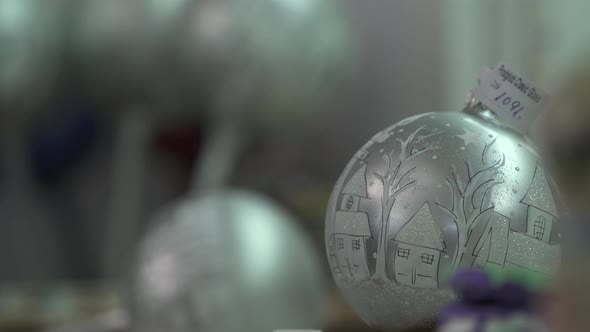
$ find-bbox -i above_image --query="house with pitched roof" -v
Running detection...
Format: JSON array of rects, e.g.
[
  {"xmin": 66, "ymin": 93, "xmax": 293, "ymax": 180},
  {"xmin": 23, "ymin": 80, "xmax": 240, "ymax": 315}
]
[
  {"xmin": 520, "ymin": 165, "xmax": 560, "ymax": 244},
  {"xmin": 392, "ymin": 202, "xmax": 444, "ymax": 288},
  {"xmin": 332, "ymin": 165, "xmax": 372, "ymax": 279},
  {"xmin": 504, "ymin": 164, "xmax": 561, "ymax": 274}
]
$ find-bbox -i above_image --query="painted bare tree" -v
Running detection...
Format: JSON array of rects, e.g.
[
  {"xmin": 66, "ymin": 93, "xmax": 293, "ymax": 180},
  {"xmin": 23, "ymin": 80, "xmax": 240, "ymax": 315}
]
[
  {"xmin": 436, "ymin": 137, "xmax": 505, "ymax": 269},
  {"xmin": 372, "ymin": 126, "xmax": 442, "ymax": 279}
]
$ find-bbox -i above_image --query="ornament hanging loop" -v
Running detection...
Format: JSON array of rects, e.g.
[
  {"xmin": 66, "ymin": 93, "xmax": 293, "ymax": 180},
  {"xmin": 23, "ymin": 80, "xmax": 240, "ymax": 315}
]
[{"xmin": 463, "ymin": 89, "xmax": 485, "ymax": 114}]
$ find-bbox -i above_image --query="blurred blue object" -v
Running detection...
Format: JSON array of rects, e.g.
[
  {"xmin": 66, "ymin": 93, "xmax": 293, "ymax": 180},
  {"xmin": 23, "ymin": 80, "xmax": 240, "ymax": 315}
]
[
  {"xmin": 30, "ymin": 100, "xmax": 97, "ymax": 182},
  {"xmin": 449, "ymin": 269, "xmax": 493, "ymax": 305}
]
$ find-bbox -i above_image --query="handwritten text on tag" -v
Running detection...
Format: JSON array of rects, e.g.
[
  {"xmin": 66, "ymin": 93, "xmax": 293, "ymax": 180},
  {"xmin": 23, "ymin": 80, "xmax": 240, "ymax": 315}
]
[{"xmin": 472, "ymin": 64, "xmax": 550, "ymax": 133}]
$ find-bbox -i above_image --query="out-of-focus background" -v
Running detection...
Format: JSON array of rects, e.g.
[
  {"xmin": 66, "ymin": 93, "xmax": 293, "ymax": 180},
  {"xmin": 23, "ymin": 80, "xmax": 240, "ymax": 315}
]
[{"xmin": 2, "ymin": 0, "xmax": 590, "ymax": 331}]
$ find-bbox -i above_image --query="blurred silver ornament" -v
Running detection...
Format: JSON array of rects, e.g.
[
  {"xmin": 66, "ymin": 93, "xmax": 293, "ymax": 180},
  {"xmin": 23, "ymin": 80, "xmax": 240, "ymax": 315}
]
[
  {"xmin": 178, "ymin": 0, "xmax": 353, "ymax": 124},
  {"xmin": 130, "ymin": 190, "xmax": 325, "ymax": 332},
  {"xmin": 325, "ymin": 109, "xmax": 561, "ymax": 330},
  {"xmin": 0, "ymin": 0, "xmax": 63, "ymax": 109},
  {"xmin": 73, "ymin": 0, "xmax": 152, "ymax": 99},
  {"xmin": 184, "ymin": 0, "xmax": 355, "ymax": 196},
  {"xmin": 72, "ymin": 0, "xmax": 194, "ymax": 280},
  {"xmin": 0, "ymin": 0, "xmax": 66, "ymax": 279},
  {"xmin": 72, "ymin": 0, "xmax": 189, "ymax": 104}
]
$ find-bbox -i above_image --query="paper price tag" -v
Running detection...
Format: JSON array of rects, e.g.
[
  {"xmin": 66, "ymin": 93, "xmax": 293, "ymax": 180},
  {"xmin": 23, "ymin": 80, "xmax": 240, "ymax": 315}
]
[{"xmin": 472, "ymin": 64, "xmax": 551, "ymax": 133}]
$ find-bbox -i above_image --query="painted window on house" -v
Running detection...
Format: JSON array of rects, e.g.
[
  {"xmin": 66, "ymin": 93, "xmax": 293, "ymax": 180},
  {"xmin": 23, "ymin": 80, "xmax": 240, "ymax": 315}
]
[
  {"xmin": 352, "ymin": 239, "xmax": 361, "ymax": 251},
  {"xmin": 534, "ymin": 215, "xmax": 546, "ymax": 240},
  {"xmin": 345, "ymin": 196, "xmax": 354, "ymax": 211},
  {"xmin": 397, "ymin": 247, "xmax": 410, "ymax": 259},
  {"xmin": 421, "ymin": 253, "xmax": 435, "ymax": 265}
]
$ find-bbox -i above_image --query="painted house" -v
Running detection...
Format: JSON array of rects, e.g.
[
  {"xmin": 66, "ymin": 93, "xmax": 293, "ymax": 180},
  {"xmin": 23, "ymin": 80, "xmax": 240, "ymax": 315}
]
[
  {"xmin": 520, "ymin": 165, "xmax": 560, "ymax": 244},
  {"xmin": 332, "ymin": 165, "xmax": 372, "ymax": 280},
  {"xmin": 501, "ymin": 164, "xmax": 561, "ymax": 274},
  {"xmin": 392, "ymin": 202, "xmax": 444, "ymax": 288},
  {"xmin": 464, "ymin": 165, "xmax": 561, "ymax": 275}
]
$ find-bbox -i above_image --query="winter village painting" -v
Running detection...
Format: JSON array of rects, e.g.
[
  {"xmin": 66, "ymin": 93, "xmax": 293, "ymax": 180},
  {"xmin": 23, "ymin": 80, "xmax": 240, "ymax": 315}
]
[{"xmin": 327, "ymin": 113, "xmax": 560, "ymax": 289}]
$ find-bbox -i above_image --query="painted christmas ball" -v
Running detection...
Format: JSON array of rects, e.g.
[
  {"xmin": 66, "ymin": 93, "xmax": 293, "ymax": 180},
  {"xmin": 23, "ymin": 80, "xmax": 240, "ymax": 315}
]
[
  {"xmin": 325, "ymin": 110, "xmax": 561, "ymax": 330},
  {"xmin": 130, "ymin": 190, "xmax": 325, "ymax": 332}
]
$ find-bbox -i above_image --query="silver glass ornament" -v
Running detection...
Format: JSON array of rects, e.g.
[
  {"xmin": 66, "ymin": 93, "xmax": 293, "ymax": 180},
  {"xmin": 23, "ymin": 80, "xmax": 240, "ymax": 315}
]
[
  {"xmin": 325, "ymin": 109, "xmax": 561, "ymax": 330},
  {"xmin": 130, "ymin": 190, "xmax": 325, "ymax": 332},
  {"xmin": 178, "ymin": 0, "xmax": 353, "ymax": 124},
  {"xmin": 72, "ymin": 0, "xmax": 191, "ymax": 105},
  {"xmin": 73, "ymin": 0, "xmax": 154, "ymax": 99},
  {"xmin": 183, "ymin": 0, "xmax": 354, "ymax": 195}
]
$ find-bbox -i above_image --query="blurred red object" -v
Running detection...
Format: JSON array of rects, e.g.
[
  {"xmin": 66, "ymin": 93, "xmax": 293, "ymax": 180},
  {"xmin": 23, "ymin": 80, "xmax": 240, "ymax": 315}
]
[{"xmin": 155, "ymin": 125, "xmax": 203, "ymax": 170}]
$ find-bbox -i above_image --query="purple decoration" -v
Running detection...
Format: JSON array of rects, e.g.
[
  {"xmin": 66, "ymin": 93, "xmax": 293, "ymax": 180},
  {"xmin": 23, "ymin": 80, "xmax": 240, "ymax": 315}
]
[
  {"xmin": 492, "ymin": 282, "xmax": 532, "ymax": 309},
  {"xmin": 451, "ymin": 269, "xmax": 494, "ymax": 304},
  {"xmin": 437, "ymin": 269, "xmax": 537, "ymax": 332}
]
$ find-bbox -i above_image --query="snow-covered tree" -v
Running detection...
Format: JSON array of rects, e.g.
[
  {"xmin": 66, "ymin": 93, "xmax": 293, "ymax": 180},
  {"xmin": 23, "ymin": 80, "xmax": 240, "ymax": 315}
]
[
  {"xmin": 372, "ymin": 126, "xmax": 442, "ymax": 278},
  {"xmin": 435, "ymin": 137, "xmax": 505, "ymax": 268}
]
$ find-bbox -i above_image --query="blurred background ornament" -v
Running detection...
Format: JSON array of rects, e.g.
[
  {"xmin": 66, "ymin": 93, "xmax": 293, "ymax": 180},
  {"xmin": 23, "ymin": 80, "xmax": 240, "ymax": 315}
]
[
  {"xmin": 183, "ymin": 0, "xmax": 354, "ymax": 193},
  {"xmin": 0, "ymin": 0, "xmax": 67, "ymax": 279},
  {"xmin": 183, "ymin": 0, "xmax": 354, "ymax": 199},
  {"xmin": 0, "ymin": 0, "xmax": 64, "ymax": 111},
  {"xmin": 71, "ymin": 0, "xmax": 189, "ymax": 106},
  {"xmin": 72, "ymin": 0, "xmax": 151, "ymax": 100},
  {"xmin": 71, "ymin": 0, "xmax": 193, "ymax": 280},
  {"xmin": 325, "ymin": 106, "xmax": 561, "ymax": 330},
  {"xmin": 129, "ymin": 190, "xmax": 325, "ymax": 332},
  {"xmin": 178, "ymin": 0, "xmax": 353, "ymax": 126},
  {"xmin": 124, "ymin": 3, "xmax": 353, "ymax": 330}
]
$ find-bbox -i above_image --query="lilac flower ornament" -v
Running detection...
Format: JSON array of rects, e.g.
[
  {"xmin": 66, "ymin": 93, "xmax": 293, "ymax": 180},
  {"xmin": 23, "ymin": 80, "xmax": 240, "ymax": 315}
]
[{"xmin": 437, "ymin": 270, "xmax": 548, "ymax": 332}]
